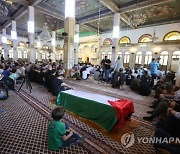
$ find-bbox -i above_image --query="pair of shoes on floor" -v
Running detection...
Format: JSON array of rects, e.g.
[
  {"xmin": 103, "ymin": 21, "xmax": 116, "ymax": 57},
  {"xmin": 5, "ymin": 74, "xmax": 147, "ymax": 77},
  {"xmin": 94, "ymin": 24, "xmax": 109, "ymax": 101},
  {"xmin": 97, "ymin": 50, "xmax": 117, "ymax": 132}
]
[
  {"xmin": 147, "ymin": 110, "xmax": 154, "ymax": 114},
  {"xmin": 143, "ymin": 116, "xmax": 154, "ymax": 122}
]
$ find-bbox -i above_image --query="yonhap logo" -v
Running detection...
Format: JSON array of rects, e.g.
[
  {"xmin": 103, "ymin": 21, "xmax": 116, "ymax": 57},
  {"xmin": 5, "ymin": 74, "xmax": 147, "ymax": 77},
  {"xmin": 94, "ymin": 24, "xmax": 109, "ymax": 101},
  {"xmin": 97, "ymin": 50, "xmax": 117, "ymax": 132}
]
[{"xmin": 121, "ymin": 132, "xmax": 135, "ymax": 148}]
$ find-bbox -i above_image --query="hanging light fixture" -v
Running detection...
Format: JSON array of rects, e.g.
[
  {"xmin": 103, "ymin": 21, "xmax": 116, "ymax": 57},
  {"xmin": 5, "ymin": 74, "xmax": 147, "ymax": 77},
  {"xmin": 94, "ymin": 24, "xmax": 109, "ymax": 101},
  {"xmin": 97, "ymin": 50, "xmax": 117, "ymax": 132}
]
[
  {"xmin": 0, "ymin": 3, "xmax": 8, "ymax": 16},
  {"xmin": 129, "ymin": 0, "xmax": 146, "ymax": 27},
  {"xmin": 39, "ymin": 23, "xmax": 52, "ymax": 42},
  {"xmin": 129, "ymin": 12, "xmax": 146, "ymax": 27}
]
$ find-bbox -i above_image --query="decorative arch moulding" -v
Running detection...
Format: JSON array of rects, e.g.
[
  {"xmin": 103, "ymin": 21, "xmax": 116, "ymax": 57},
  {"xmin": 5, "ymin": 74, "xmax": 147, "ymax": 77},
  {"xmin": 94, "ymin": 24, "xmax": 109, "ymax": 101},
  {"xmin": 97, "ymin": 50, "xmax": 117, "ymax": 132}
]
[
  {"xmin": 138, "ymin": 34, "xmax": 152, "ymax": 43},
  {"xmin": 103, "ymin": 38, "xmax": 113, "ymax": 46},
  {"xmin": 119, "ymin": 36, "xmax": 131, "ymax": 44},
  {"xmin": 18, "ymin": 41, "xmax": 27, "ymax": 47},
  {"xmin": 163, "ymin": 31, "xmax": 180, "ymax": 41}
]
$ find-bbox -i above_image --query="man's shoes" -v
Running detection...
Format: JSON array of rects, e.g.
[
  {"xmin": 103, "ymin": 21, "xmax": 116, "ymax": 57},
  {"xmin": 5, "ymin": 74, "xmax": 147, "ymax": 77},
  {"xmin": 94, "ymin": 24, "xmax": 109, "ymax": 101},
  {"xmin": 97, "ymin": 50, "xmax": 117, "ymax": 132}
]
[
  {"xmin": 149, "ymin": 105, "xmax": 156, "ymax": 108},
  {"xmin": 143, "ymin": 116, "xmax": 154, "ymax": 122},
  {"xmin": 147, "ymin": 110, "xmax": 154, "ymax": 114}
]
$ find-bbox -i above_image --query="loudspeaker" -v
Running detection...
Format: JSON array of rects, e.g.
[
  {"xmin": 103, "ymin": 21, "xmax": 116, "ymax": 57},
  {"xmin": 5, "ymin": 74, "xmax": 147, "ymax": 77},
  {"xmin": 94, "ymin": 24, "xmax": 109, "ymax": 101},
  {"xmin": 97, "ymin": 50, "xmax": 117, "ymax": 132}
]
[{"xmin": 62, "ymin": 32, "xmax": 68, "ymax": 37}]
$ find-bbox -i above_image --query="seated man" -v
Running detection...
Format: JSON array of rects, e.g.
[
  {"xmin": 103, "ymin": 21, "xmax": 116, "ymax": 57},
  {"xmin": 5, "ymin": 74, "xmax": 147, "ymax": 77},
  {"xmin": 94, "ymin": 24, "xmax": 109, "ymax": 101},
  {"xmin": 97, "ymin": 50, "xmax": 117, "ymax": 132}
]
[
  {"xmin": 154, "ymin": 109, "xmax": 180, "ymax": 154},
  {"xmin": 57, "ymin": 66, "xmax": 65, "ymax": 77},
  {"xmin": 154, "ymin": 128, "xmax": 180, "ymax": 154},
  {"xmin": 126, "ymin": 72, "xmax": 134, "ymax": 86},
  {"xmin": 1, "ymin": 75, "xmax": 14, "ymax": 90},
  {"xmin": 143, "ymin": 99, "xmax": 178, "ymax": 122},
  {"xmin": 138, "ymin": 76, "xmax": 151, "ymax": 96},
  {"xmin": 71, "ymin": 66, "xmax": 81, "ymax": 80},
  {"xmin": 130, "ymin": 75, "xmax": 141, "ymax": 91},
  {"xmin": 112, "ymin": 68, "xmax": 125, "ymax": 89},
  {"xmin": 82, "ymin": 68, "xmax": 90, "ymax": 80},
  {"xmin": 94, "ymin": 69, "xmax": 101, "ymax": 81},
  {"xmin": 50, "ymin": 76, "xmax": 71, "ymax": 96}
]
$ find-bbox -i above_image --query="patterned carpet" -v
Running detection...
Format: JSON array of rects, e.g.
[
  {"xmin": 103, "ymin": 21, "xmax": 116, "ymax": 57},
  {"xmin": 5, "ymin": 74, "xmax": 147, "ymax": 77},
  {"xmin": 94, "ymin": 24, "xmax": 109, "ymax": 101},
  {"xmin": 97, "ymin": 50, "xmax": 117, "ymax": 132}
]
[{"xmin": 0, "ymin": 80, "xmax": 156, "ymax": 154}]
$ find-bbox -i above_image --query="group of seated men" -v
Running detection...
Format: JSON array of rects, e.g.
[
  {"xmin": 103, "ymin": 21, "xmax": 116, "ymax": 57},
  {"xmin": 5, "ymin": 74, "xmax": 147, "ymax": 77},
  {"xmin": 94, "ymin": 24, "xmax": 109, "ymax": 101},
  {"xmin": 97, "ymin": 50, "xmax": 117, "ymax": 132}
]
[
  {"xmin": 142, "ymin": 76, "xmax": 180, "ymax": 153},
  {"xmin": 28, "ymin": 63, "xmax": 70, "ymax": 96},
  {"xmin": 70, "ymin": 62, "xmax": 169, "ymax": 97},
  {"xmin": 0, "ymin": 61, "xmax": 26, "ymax": 91}
]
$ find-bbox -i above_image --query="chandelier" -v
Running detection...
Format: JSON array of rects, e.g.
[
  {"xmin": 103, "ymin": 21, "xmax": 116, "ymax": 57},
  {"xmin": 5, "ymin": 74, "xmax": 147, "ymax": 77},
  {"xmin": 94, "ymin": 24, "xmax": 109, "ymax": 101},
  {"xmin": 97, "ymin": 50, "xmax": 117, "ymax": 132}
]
[
  {"xmin": 129, "ymin": 11, "xmax": 146, "ymax": 27},
  {"xmin": 0, "ymin": 3, "xmax": 8, "ymax": 16},
  {"xmin": 39, "ymin": 23, "xmax": 52, "ymax": 42}
]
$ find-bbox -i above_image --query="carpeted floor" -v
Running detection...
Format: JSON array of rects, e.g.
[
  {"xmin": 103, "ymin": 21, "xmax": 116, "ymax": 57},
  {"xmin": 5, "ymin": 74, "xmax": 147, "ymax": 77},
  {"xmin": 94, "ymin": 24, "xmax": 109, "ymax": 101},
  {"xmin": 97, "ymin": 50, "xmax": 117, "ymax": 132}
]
[{"xmin": 0, "ymin": 80, "xmax": 156, "ymax": 153}]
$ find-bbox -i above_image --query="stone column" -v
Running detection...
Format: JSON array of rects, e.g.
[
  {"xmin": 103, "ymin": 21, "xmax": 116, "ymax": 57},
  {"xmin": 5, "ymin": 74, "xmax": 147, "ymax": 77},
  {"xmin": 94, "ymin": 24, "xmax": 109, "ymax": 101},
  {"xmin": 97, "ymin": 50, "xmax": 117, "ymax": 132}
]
[
  {"xmin": 52, "ymin": 31, "xmax": 56, "ymax": 62},
  {"xmin": 112, "ymin": 13, "xmax": 120, "ymax": 66},
  {"xmin": 28, "ymin": 6, "xmax": 35, "ymax": 63},
  {"xmin": 176, "ymin": 59, "xmax": 180, "ymax": 87},
  {"xmin": 130, "ymin": 53, "xmax": 135, "ymax": 68},
  {"xmin": 2, "ymin": 29, "xmax": 8, "ymax": 60},
  {"xmin": 64, "ymin": 18, "xmax": 75, "ymax": 69},
  {"xmin": 141, "ymin": 50, "xmax": 146, "ymax": 66},
  {"xmin": 74, "ymin": 24, "xmax": 79, "ymax": 65},
  {"xmin": 12, "ymin": 21, "xmax": 18, "ymax": 61},
  {"xmin": 167, "ymin": 50, "xmax": 173, "ymax": 70},
  {"xmin": 63, "ymin": 0, "xmax": 75, "ymax": 77}
]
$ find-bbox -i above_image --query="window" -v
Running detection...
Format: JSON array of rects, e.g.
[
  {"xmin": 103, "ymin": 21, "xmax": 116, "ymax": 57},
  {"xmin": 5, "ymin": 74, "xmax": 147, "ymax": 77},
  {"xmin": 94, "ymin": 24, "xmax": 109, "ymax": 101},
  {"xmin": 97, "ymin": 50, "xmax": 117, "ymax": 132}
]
[
  {"xmin": 135, "ymin": 51, "xmax": 142, "ymax": 64},
  {"xmin": 107, "ymin": 52, "xmax": 112, "ymax": 60},
  {"xmin": 18, "ymin": 41, "xmax": 27, "ymax": 48},
  {"xmin": 83, "ymin": 45, "xmax": 90, "ymax": 52},
  {"xmin": 46, "ymin": 53, "xmax": 49, "ymax": 59},
  {"xmin": 56, "ymin": 53, "xmax": 62, "ymax": 60},
  {"xmin": 119, "ymin": 36, "xmax": 131, "ymax": 44},
  {"xmin": 42, "ymin": 45, "xmax": 49, "ymax": 50},
  {"xmin": 163, "ymin": 31, "xmax": 180, "ymax": 41},
  {"xmin": 144, "ymin": 51, "xmax": 152, "ymax": 65},
  {"xmin": 24, "ymin": 51, "xmax": 28, "ymax": 59},
  {"xmin": 36, "ymin": 53, "xmax": 38, "ymax": 59},
  {"xmin": 117, "ymin": 52, "xmax": 122, "ymax": 58},
  {"xmin": 50, "ymin": 53, "xmax": 53, "ymax": 59},
  {"xmin": 102, "ymin": 52, "xmax": 106, "ymax": 59},
  {"xmin": 103, "ymin": 38, "xmax": 112, "ymax": 45},
  {"xmin": 138, "ymin": 34, "xmax": 152, "ymax": 43},
  {"xmin": 42, "ymin": 53, "xmax": 46, "ymax": 59},
  {"xmin": 124, "ymin": 51, "xmax": 130, "ymax": 63},
  {"xmin": 1, "ymin": 50, "xmax": 4, "ymax": 57},
  {"xmin": 172, "ymin": 51, "xmax": 180, "ymax": 59},
  {"xmin": 9, "ymin": 50, "xmax": 13, "ymax": 58},
  {"xmin": 91, "ymin": 45, "xmax": 98, "ymax": 52},
  {"xmin": 56, "ymin": 45, "xmax": 61, "ymax": 50},
  {"xmin": 159, "ymin": 51, "xmax": 169, "ymax": 65},
  {"xmin": 18, "ymin": 51, "xmax": 22, "ymax": 58}
]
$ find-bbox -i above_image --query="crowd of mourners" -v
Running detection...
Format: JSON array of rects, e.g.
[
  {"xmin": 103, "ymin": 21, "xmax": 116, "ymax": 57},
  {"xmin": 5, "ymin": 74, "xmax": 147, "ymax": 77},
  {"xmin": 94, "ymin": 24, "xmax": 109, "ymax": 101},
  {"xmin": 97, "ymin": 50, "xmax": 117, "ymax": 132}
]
[{"xmin": 0, "ymin": 55, "xmax": 179, "ymax": 153}]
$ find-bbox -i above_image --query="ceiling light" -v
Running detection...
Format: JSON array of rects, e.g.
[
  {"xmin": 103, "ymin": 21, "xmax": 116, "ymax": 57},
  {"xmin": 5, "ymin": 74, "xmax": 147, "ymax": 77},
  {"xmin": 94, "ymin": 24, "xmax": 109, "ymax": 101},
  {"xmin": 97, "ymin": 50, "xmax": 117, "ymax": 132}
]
[
  {"xmin": 2, "ymin": 36, "xmax": 7, "ymax": 44},
  {"xmin": 11, "ymin": 31, "xmax": 17, "ymax": 40},
  {"xmin": 28, "ymin": 21, "xmax": 34, "ymax": 34}
]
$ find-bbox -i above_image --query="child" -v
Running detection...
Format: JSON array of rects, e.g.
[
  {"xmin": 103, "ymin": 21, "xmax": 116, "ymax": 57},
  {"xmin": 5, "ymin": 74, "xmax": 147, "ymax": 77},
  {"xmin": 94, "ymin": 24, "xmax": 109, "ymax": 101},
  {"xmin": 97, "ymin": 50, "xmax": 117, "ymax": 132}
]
[{"xmin": 48, "ymin": 107, "xmax": 83, "ymax": 150}]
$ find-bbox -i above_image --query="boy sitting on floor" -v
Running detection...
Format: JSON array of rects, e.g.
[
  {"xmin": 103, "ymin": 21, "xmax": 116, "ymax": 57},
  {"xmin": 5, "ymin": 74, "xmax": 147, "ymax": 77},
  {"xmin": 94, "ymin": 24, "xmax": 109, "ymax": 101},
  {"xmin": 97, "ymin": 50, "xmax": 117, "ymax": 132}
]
[{"xmin": 48, "ymin": 107, "xmax": 83, "ymax": 150}]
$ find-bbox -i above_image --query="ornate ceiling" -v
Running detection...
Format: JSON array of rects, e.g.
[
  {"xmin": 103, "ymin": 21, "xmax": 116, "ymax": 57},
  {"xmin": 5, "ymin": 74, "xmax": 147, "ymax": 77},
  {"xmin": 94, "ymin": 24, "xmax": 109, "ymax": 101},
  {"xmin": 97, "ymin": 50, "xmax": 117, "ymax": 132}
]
[{"xmin": 0, "ymin": 0, "xmax": 180, "ymax": 36}]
